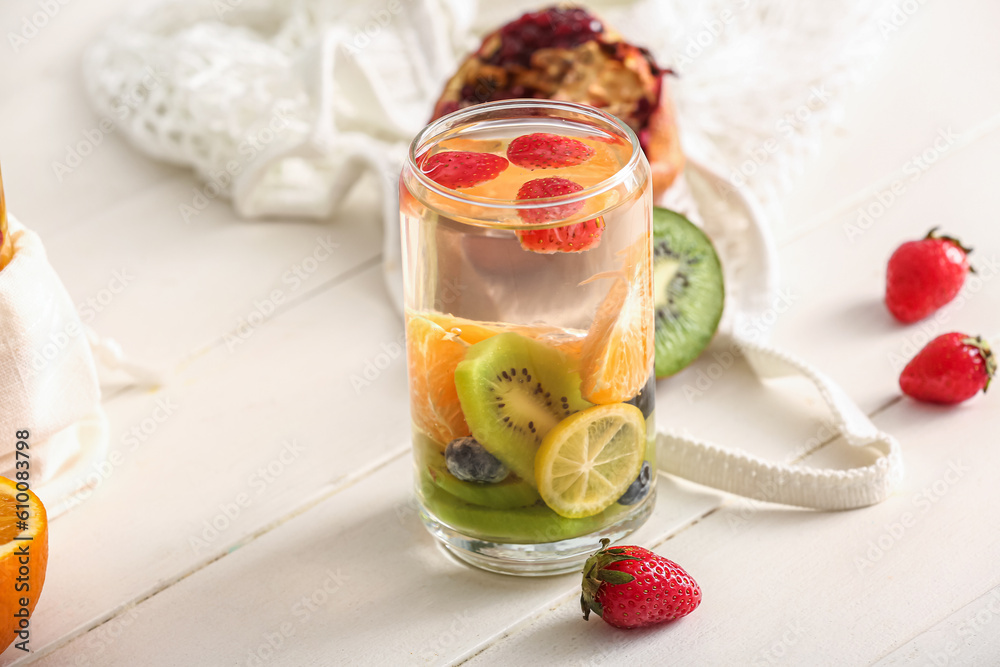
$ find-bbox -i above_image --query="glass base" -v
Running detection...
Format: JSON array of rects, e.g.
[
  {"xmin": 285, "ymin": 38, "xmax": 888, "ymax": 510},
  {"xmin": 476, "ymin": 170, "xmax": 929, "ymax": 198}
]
[{"xmin": 420, "ymin": 491, "xmax": 656, "ymax": 577}]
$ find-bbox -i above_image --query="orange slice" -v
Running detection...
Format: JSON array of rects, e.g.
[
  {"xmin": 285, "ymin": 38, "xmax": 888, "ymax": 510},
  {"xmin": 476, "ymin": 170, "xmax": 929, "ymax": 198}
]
[
  {"xmin": 423, "ymin": 312, "xmax": 585, "ymax": 363},
  {"xmin": 579, "ymin": 239, "xmax": 654, "ymax": 404},
  {"xmin": 406, "ymin": 315, "xmax": 472, "ymax": 446},
  {"xmin": 0, "ymin": 475, "xmax": 48, "ymax": 651}
]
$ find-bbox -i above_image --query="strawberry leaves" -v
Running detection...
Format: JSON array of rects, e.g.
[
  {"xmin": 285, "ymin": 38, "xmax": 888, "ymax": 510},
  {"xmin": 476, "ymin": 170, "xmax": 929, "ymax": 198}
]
[{"xmin": 581, "ymin": 538, "xmax": 638, "ymax": 621}]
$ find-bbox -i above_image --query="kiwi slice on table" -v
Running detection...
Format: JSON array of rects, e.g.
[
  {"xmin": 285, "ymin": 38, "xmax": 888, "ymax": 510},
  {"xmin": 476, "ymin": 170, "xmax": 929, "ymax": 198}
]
[
  {"xmin": 454, "ymin": 332, "xmax": 591, "ymax": 486},
  {"xmin": 652, "ymin": 206, "xmax": 725, "ymax": 377}
]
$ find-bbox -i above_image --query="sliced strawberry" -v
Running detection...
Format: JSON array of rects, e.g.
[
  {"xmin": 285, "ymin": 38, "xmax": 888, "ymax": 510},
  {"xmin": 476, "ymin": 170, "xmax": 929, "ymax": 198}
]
[
  {"xmin": 507, "ymin": 133, "xmax": 595, "ymax": 170},
  {"xmin": 419, "ymin": 151, "xmax": 508, "ymax": 189},
  {"xmin": 518, "ymin": 217, "xmax": 605, "ymax": 254},
  {"xmin": 516, "ymin": 177, "xmax": 585, "ymax": 223},
  {"xmin": 515, "ymin": 177, "xmax": 603, "ymax": 254}
]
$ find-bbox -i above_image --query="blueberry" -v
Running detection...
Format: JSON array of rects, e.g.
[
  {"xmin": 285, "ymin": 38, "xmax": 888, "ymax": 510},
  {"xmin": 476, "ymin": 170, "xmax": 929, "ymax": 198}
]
[
  {"xmin": 446, "ymin": 437, "xmax": 509, "ymax": 483},
  {"xmin": 617, "ymin": 461, "xmax": 652, "ymax": 505},
  {"xmin": 625, "ymin": 375, "xmax": 656, "ymax": 419}
]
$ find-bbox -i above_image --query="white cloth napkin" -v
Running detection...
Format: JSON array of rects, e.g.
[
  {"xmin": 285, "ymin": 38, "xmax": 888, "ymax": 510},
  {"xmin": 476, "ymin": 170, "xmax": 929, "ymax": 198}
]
[{"xmin": 0, "ymin": 215, "xmax": 109, "ymax": 517}]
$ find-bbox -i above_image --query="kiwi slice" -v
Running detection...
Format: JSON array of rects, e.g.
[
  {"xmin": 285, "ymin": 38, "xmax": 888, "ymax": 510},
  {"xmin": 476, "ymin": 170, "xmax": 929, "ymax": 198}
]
[
  {"xmin": 454, "ymin": 332, "xmax": 591, "ymax": 485},
  {"xmin": 652, "ymin": 206, "xmax": 725, "ymax": 377},
  {"xmin": 423, "ymin": 483, "xmax": 626, "ymax": 544},
  {"xmin": 424, "ymin": 458, "xmax": 540, "ymax": 510}
]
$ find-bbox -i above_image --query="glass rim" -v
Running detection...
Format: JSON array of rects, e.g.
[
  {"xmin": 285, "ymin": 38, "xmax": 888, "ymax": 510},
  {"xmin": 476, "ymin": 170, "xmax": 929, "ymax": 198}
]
[{"xmin": 405, "ymin": 99, "xmax": 644, "ymax": 212}]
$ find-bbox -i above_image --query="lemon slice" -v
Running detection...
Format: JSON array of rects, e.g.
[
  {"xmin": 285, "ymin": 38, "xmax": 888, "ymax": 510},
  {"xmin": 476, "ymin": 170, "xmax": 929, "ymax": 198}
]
[{"xmin": 535, "ymin": 403, "xmax": 646, "ymax": 519}]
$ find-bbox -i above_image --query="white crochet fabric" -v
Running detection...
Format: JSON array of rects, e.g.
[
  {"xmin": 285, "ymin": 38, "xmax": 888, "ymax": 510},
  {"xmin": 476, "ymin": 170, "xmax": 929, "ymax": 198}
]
[{"xmin": 81, "ymin": 0, "xmax": 903, "ymax": 509}]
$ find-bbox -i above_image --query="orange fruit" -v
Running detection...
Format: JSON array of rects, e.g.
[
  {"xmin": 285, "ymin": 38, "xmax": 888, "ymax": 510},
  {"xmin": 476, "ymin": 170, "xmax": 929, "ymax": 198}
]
[
  {"xmin": 0, "ymin": 475, "xmax": 48, "ymax": 652},
  {"xmin": 579, "ymin": 241, "xmax": 654, "ymax": 404},
  {"xmin": 406, "ymin": 315, "xmax": 472, "ymax": 446},
  {"xmin": 423, "ymin": 312, "xmax": 585, "ymax": 363}
]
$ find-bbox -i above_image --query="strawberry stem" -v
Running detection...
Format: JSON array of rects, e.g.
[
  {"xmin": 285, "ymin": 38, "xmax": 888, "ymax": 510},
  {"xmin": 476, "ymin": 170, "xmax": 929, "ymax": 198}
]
[
  {"xmin": 580, "ymin": 538, "xmax": 638, "ymax": 621},
  {"xmin": 962, "ymin": 336, "xmax": 996, "ymax": 392},
  {"xmin": 926, "ymin": 227, "xmax": 974, "ymax": 257}
]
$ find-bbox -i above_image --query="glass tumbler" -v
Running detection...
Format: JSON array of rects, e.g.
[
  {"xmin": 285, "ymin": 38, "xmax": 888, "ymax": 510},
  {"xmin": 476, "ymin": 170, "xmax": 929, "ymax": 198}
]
[{"xmin": 400, "ymin": 100, "xmax": 655, "ymax": 575}]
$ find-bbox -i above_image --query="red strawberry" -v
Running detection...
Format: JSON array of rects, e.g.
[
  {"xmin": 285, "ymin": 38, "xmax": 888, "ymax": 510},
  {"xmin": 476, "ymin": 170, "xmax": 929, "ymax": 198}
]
[
  {"xmin": 515, "ymin": 177, "xmax": 603, "ymax": 253},
  {"xmin": 419, "ymin": 151, "xmax": 508, "ymax": 189},
  {"xmin": 886, "ymin": 228, "xmax": 972, "ymax": 323},
  {"xmin": 900, "ymin": 333, "xmax": 995, "ymax": 404},
  {"xmin": 507, "ymin": 133, "xmax": 595, "ymax": 170},
  {"xmin": 518, "ymin": 217, "xmax": 605, "ymax": 254},
  {"xmin": 516, "ymin": 177, "xmax": 585, "ymax": 223},
  {"xmin": 581, "ymin": 539, "xmax": 701, "ymax": 629}
]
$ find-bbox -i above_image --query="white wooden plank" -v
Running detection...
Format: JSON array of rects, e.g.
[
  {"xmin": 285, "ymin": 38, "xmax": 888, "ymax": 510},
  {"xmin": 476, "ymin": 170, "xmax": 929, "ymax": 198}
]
[
  {"xmin": 23, "ymin": 457, "xmax": 719, "ymax": 667},
  {"xmin": 0, "ymin": 0, "xmax": 998, "ymax": 664},
  {"xmin": 0, "ymin": 263, "xmax": 411, "ymax": 664},
  {"xmin": 769, "ymin": 128, "xmax": 1000, "ymax": 416},
  {"xmin": 40, "ymin": 174, "xmax": 386, "ymax": 365},
  {"xmin": 464, "ymin": 393, "xmax": 1000, "ymax": 666},
  {"xmin": 873, "ymin": 584, "xmax": 1000, "ymax": 666},
  {"xmin": 0, "ymin": 0, "xmax": 160, "ymax": 229},
  {"xmin": 778, "ymin": 0, "xmax": 1000, "ymax": 241},
  {"xmin": 20, "ymin": 331, "xmax": 890, "ymax": 666}
]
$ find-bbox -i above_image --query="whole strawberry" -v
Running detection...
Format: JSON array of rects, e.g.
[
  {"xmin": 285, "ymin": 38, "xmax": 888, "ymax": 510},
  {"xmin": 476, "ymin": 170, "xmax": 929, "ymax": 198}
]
[
  {"xmin": 581, "ymin": 539, "xmax": 701, "ymax": 629},
  {"xmin": 886, "ymin": 228, "xmax": 972, "ymax": 323},
  {"xmin": 900, "ymin": 333, "xmax": 995, "ymax": 404}
]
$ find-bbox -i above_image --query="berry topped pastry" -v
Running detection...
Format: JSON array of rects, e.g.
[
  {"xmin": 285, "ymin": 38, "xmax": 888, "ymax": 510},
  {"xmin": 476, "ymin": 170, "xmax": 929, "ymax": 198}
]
[{"xmin": 430, "ymin": 5, "xmax": 684, "ymax": 194}]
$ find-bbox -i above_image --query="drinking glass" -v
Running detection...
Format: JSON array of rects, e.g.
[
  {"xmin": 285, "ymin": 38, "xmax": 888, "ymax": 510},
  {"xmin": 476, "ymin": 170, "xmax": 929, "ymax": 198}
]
[{"xmin": 400, "ymin": 100, "xmax": 655, "ymax": 575}]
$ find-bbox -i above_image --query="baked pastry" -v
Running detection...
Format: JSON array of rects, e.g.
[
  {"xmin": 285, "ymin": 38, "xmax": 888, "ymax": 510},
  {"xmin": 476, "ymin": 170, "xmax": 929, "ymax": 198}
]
[{"xmin": 430, "ymin": 5, "xmax": 684, "ymax": 194}]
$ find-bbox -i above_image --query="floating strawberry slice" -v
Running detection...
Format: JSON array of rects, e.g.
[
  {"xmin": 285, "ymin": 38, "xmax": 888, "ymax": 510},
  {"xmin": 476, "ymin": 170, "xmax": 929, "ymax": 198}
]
[
  {"xmin": 419, "ymin": 151, "xmax": 508, "ymax": 189},
  {"xmin": 515, "ymin": 177, "xmax": 603, "ymax": 254},
  {"xmin": 507, "ymin": 133, "xmax": 595, "ymax": 170}
]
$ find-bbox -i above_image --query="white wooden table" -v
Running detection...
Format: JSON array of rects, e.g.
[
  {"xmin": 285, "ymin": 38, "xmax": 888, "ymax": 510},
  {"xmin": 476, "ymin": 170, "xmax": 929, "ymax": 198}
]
[{"xmin": 2, "ymin": 0, "xmax": 999, "ymax": 664}]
